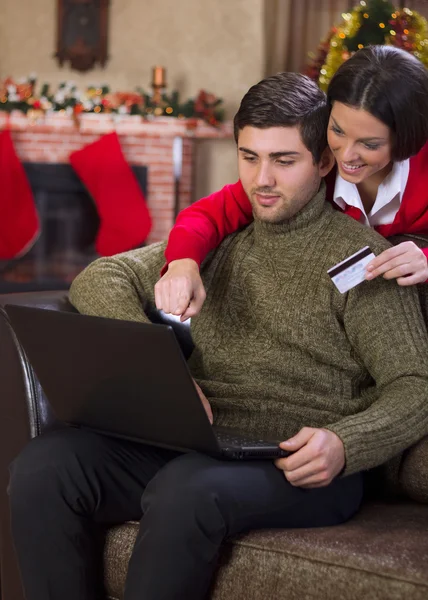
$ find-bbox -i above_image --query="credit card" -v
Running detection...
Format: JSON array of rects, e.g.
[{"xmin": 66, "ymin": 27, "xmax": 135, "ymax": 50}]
[{"xmin": 328, "ymin": 246, "xmax": 375, "ymax": 294}]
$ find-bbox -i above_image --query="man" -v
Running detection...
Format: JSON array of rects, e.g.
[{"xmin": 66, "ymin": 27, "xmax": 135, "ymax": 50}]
[{"xmin": 9, "ymin": 73, "xmax": 428, "ymax": 600}]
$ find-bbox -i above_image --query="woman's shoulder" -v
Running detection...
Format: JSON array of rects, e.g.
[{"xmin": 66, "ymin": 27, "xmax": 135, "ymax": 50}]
[
  {"xmin": 410, "ymin": 142, "xmax": 428, "ymax": 171},
  {"xmin": 330, "ymin": 207, "xmax": 391, "ymax": 254}
]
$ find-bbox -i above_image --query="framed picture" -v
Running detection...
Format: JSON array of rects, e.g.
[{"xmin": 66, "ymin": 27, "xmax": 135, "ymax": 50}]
[{"xmin": 56, "ymin": 0, "xmax": 110, "ymax": 72}]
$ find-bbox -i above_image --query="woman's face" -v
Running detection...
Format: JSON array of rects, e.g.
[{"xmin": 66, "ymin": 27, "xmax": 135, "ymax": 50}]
[{"xmin": 327, "ymin": 102, "xmax": 394, "ymax": 185}]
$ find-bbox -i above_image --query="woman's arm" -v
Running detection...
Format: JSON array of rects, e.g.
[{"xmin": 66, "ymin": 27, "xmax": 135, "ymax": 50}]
[{"xmin": 164, "ymin": 180, "xmax": 253, "ymax": 269}]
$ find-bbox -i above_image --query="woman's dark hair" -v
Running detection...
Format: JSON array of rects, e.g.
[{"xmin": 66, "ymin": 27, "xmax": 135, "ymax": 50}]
[
  {"xmin": 233, "ymin": 72, "xmax": 329, "ymax": 163},
  {"xmin": 328, "ymin": 45, "xmax": 428, "ymax": 160}
]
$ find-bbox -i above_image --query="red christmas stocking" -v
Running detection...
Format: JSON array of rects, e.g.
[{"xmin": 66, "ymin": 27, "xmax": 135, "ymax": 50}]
[
  {"xmin": 70, "ymin": 132, "xmax": 151, "ymax": 256},
  {"xmin": 0, "ymin": 129, "xmax": 39, "ymax": 259}
]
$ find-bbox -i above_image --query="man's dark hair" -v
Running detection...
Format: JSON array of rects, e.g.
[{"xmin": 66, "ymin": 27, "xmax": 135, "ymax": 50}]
[
  {"xmin": 327, "ymin": 45, "xmax": 428, "ymax": 160},
  {"xmin": 233, "ymin": 72, "xmax": 329, "ymax": 163}
]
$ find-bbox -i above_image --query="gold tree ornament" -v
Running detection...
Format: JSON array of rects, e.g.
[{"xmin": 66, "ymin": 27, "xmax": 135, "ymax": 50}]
[{"xmin": 306, "ymin": 1, "xmax": 428, "ymax": 91}]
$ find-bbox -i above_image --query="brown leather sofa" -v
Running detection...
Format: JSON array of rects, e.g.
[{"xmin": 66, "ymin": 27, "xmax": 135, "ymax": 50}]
[{"xmin": 1, "ymin": 290, "xmax": 428, "ymax": 600}]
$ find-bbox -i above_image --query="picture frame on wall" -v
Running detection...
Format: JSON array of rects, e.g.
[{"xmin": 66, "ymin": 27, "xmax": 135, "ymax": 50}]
[{"xmin": 55, "ymin": 0, "xmax": 110, "ymax": 72}]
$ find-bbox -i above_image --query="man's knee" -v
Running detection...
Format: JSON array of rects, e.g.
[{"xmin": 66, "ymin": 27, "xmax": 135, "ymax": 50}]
[
  {"xmin": 141, "ymin": 453, "xmax": 232, "ymax": 533},
  {"xmin": 9, "ymin": 427, "xmax": 104, "ymax": 513}
]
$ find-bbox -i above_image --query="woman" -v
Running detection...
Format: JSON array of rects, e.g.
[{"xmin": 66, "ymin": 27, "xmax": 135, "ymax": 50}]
[{"xmin": 156, "ymin": 45, "xmax": 428, "ymax": 319}]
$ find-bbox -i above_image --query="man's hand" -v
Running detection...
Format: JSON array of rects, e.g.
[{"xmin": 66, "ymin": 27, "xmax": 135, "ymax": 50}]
[
  {"xmin": 193, "ymin": 380, "xmax": 213, "ymax": 424},
  {"xmin": 275, "ymin": 427, "xmax": 345, "ymax": 488},
  {"xmin": 365, "ymin": 242, "xmax": 428, "ymax": 286},
  {"xmin": 154, "ymin": 259, "xmax": 207, "ymax": 321}
]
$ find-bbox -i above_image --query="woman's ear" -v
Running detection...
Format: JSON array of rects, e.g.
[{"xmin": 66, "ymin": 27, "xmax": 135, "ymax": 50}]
[{"xmin": 318, "ymin": 147, "xmax": 335, "ymax": 178}]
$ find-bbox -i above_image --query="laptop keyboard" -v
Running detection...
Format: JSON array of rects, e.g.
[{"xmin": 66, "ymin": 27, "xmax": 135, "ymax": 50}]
[{"xmin": 215, "ymin": 430, "xmax": 280, "ymax": 448}]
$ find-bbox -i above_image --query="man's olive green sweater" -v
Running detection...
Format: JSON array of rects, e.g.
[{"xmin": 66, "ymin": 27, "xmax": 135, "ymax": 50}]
[{"xmin": 70, "ymin": 186, "xmax": 428, "ymax": 476}]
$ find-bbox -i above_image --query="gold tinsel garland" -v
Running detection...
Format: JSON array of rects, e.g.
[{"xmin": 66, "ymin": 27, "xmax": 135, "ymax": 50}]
[{"xmin": 318, "ymin": 5, "xmax": 428, "ymax": 91}]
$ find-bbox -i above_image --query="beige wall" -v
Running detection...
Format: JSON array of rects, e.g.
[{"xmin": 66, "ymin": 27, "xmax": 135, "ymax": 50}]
[{"xmin": 0, "ymin": 0, "xmax": 265, "ymax": 196}]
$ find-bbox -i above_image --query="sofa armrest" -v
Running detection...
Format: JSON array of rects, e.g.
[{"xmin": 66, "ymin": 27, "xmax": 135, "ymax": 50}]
[
  {"xmin": 0, "ymin": 292, "xmax": 76, "ymax": 436},
  {"xmin": 0, "ymin": 291, "xmax": 74, "ymax": 600}
]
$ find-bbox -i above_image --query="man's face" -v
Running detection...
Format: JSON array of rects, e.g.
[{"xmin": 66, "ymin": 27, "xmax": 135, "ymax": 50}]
[{"xmin": 238, "ymin": 126, "xmax": 328, "ymax": 223}]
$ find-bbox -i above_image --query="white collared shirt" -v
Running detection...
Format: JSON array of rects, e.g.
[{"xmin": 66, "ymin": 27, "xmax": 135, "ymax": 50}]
[{"xmin": 333, "ymin": 160, "xmax": 410, "ymax": 227}]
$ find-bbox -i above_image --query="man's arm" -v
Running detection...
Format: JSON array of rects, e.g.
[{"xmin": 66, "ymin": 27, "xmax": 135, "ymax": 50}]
[
  {"xmin": 69, "ymin": 243, "xmax": 166, "ymax": 322},
  {"xmin": 276, "ymin": 274, "xmax": 428, "ymax": 486},
  {"xmin": 325, "ymin": 276, "xmax": 428, "ymax": 476},
  {"xmin": 155, "ymin": 181, "xmax": 252, "ymax": 320}
]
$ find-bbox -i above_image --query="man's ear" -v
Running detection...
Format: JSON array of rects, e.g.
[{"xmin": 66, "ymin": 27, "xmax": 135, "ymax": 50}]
[{"xmin": 318, "ymin": 147, "xmax": 335, "ymax": 178}]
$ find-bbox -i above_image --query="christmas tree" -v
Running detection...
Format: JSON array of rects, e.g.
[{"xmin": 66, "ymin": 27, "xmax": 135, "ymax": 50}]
[{"xmin": 305, "ymin": 0, "xmax": 428, "ymax": 91}]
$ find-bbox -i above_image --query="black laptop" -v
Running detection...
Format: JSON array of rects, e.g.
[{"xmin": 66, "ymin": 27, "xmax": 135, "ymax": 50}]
[{"xmin": 5, "ymin": 305, "xmax": 289, "ymax": 460}]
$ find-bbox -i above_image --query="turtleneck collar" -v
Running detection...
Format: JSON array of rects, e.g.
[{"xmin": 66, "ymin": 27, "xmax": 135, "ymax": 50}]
[{"xmin": 253, "ymin": 181, "xmax": 327, "ymax": 244}]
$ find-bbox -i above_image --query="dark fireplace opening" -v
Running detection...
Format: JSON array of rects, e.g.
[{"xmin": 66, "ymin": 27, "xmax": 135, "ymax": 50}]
[{"xmin": 0, "ymin": 162, "xmax": 147, "ymax": 293}]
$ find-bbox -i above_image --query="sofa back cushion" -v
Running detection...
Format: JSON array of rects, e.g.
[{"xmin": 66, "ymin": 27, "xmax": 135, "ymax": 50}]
[{"xmin": 399, "ymin": 437, "xmax": 428, "ymax": 503}]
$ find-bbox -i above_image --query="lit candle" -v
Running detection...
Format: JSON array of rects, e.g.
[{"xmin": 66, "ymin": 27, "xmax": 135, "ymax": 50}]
[{"xmin": 152, "ymin": 66, "xmax": 166, "ymax": 87}]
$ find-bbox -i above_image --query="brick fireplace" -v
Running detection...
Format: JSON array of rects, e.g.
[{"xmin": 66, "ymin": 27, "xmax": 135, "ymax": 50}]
[{"xmin": 0, "ymin": 112, "xmax": 232, "ymax": 290}]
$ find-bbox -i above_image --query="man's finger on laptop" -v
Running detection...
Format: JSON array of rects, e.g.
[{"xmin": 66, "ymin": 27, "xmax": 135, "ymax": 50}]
[
  {"xmin": 181, "ymin": 298, "xmax": 201, "ymax": 321},
  {"xmin": 274, "ymin": 444, "xmax": 312, "ymax": 477},
  {"xmin": 173, "ymin": 285, "xmax": 191, "ymax": 315},
  {"xmin": 154, "ymin": 280, "xmax": 163, "ymax": 310},
  {"xmin": 280, "ymin": 427, "xmax": 315, "ymax": 451},
  {"xmin": 180, "ymin": 286, "xmax": 206, "ymax": 321},
  {"xmin": 154, "ymin": 277, "xmax": 172, "ymax": 313}
]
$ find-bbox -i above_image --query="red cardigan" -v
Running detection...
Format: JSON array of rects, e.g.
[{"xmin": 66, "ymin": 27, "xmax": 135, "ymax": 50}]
[{"xmin": 165, "ymin": 143, "xmax": 428, "ymax": 267}]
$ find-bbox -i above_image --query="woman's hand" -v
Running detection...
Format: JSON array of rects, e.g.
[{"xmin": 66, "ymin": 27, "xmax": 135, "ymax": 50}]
[
  {"xmin": 154, "ymin": 259, "xmax": 207, "ymax": 321},
  {"xmin": 366, "ymin": 241, "xmax": 428, "ymax": 286}
]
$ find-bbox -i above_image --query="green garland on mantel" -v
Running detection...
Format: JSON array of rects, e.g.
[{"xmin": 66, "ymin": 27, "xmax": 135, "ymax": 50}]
[{"xmin": 0, "ymin": 76, "xmax": 225, "ymax": 127}]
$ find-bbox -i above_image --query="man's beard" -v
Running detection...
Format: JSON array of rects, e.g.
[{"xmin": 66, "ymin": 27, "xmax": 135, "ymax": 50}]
[{"xmin": 250, "ymin": 180, "xmax": 321, "ymax": 223}]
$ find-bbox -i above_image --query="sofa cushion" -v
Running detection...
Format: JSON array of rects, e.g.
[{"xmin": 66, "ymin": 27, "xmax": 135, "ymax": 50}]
[
  {"xmin": 103, "ymin": 500, "xmax": 428, "ymax": 600},
  {"xmin": 399, "ymin": 437, "xmax": 428, "ymax": 503}
]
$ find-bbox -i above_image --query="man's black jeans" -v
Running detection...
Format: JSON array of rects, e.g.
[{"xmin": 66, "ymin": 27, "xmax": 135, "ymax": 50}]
[{"xmin": 9, "ymin": 426, "xmax": 363, "ymax": 600}]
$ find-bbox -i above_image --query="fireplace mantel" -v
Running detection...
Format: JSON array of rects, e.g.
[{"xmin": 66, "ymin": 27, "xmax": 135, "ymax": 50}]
[{"xmin": 0, "ymin": 111, "xmax": 233, "ymax": 243}]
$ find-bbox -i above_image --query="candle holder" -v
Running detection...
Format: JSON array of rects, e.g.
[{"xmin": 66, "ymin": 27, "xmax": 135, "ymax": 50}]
[{"xmin": 151, "ymin": 66, "xmax": 167, "ymax": 105}]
